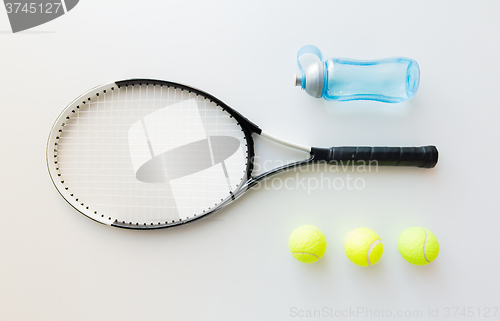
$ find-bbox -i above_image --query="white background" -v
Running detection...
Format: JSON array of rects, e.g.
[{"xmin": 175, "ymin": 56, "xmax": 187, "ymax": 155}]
[{"xmin": 1, "ymin": 1, "xmax": 499, "ymax": 320}]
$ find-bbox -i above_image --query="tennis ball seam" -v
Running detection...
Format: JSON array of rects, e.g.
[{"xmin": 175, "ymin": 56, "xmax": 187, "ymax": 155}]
[
  {"xmin": 344, "ymin": 230, "xmax": 355, "ymax": 246},
  {"xmin": 422, "ymin": 228, "xmax": 431, "ymax": 263},
  {"xmin": 367, "ymin": 239, "xmax": 381, "ymax": 266},
  {"xmin": 291, "ymin": 252, "xmax": 319, "ymax": 259}
]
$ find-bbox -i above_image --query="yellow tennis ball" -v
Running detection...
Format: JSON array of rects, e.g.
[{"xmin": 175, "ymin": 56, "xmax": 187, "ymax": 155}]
[
  {"xmin": 288, "ymin": 225, "xmax": 327, "ymax": 263},
  {"xmin": 344, "ymin": 227, "xmax": 383, "ymax": 266},
  {"xmin": 398, "ymin": 227, "xmax": 439, "ymax": 265}
]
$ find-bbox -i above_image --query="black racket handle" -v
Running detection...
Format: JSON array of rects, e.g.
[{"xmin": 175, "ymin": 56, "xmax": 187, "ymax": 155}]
[{"xmin": 311, "ymin": 146, "xmax": 438, "ymax": 168}]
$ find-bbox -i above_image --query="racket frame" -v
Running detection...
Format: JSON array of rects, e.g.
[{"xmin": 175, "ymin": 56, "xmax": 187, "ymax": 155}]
[
  {"xmin": 48, "ymin": 79, "xmax": 436, "ymax": 229},
  {"xmin": 48, "ymin": 79, "xmax": 310, "ymax": 228}
]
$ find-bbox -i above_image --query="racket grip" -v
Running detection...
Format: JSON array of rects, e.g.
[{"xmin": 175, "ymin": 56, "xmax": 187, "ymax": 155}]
[{"xmin": 311, "ymin": 146, "xmax": 438, "ymax": 168}]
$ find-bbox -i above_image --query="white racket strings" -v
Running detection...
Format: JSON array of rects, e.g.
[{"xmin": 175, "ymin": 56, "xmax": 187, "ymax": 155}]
[{"xmin": 53, "ymin": 84, "xmax": 249, "ymax": 226}]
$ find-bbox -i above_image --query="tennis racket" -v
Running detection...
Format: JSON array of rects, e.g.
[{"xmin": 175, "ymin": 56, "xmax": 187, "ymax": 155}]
[{"xmin": 47, "ymin": 79, "xmax": 438, "ymax": 229}]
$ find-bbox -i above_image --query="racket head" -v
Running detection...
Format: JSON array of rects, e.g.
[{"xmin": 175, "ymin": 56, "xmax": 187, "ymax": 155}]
[{"xmin": 47, "ymin": 79, "xmax": 257, "ymax": 229}]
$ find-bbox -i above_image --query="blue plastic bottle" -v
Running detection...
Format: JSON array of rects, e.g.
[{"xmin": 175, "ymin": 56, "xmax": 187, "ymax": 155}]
[{"xmin": 295, "ymin": 45, "xmax": 420, "ymax": 103}]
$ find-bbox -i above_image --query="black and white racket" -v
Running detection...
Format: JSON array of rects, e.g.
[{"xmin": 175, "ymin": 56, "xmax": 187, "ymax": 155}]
[{"xmin": 47, "ymin": 79, "xmax": 438, "ymax": 229}]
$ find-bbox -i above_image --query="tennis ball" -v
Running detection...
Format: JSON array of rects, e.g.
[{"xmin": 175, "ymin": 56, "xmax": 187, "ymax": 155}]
[
  {"xmin": 344, "ymin": 227, "xmax": 383, "ymax": 266},
  {"xmin": 398, "ymin": 227, "xmax": 439, "ymax": 265},
  {"xmin": 288, "ymin": 225, "xmax": 327, "ymax": 263}
]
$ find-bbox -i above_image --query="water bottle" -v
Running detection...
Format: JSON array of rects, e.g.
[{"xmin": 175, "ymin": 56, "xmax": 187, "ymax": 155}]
[{"xmin": 294, "ymin": 45, "xmax": 420, "ymax": 103}]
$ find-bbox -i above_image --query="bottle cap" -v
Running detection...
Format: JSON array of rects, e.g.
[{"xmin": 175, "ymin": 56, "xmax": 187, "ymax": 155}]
[{"xmin": 296, "ymin": 45, "xmax": 324, "ymax": 98}]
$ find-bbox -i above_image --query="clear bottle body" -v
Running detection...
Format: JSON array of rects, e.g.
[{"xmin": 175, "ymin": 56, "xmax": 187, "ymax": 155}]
[{"xmin": 322, "ymin": 58, "xmax": 420, "ymax": 103}]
